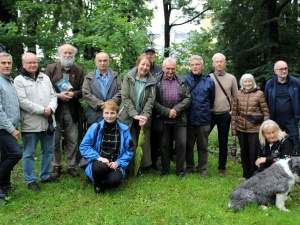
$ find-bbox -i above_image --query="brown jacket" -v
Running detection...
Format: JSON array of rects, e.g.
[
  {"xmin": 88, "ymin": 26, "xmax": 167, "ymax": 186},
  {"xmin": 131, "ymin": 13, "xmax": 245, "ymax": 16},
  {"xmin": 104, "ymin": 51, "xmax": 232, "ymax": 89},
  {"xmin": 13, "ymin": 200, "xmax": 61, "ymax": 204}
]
[
  {"xmin": 45, "ymin": 62, "xmax": 84, "ymax": 122},
  {"xmin": 231, "ymin": 88, "xmax": 270, "ymax": 135}
]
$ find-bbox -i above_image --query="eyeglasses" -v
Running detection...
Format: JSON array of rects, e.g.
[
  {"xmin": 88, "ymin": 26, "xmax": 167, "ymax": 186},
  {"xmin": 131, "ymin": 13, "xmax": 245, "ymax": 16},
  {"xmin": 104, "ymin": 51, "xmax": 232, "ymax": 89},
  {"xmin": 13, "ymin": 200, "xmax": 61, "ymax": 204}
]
[
  {"xmin": 276, "ymin": 67, "xmax": 288, "ymax": 72},
  {"xmin": 190, "ymin": 63, "xmax": 202, "ymax": 67},
  {"xmin": 24, "ymin": 62, "xmax": 38, "ymax": 65}
]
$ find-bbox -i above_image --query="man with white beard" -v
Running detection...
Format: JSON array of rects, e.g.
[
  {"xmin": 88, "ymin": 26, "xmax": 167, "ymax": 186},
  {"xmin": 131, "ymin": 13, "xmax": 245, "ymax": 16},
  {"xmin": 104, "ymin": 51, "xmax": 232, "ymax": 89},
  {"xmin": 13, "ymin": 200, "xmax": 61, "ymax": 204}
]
[{"xmin": 45, "ymin": 44, "xmax": 84, "ymax": 178}]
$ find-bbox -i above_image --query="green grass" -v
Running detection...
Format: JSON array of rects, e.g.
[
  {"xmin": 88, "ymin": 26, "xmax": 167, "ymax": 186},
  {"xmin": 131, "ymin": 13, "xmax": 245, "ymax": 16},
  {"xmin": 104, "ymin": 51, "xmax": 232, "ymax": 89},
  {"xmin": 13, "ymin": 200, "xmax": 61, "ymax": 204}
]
[{"xmin": 1, "ymin": 130, "xmax": 300, "ymax": 224}]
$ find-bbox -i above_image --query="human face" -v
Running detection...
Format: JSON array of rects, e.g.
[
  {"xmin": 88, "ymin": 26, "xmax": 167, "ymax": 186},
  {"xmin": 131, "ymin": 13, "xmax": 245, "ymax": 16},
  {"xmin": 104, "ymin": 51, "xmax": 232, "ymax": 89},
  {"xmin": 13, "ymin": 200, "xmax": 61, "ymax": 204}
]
[
  {"xmin": 274, "ymin": 61, "xmax": 288, "ymax": 82},
  {"xmin": 95, "ymin": 53, "xmax": 110, "ymax": 74},
  {"xmin": 60, "ymin": 44, "xmax": 75, "ymax": 67},
  {"xmin": 0, "ymin": 56, "xmax": 12, "ymax": 76},
  {"xmin": 213, "ymin": 55, "xmax": 226, "ymax": 74},
  {"xmin": 145, "ymin": 50, "xmax": 156, "ymax": 63},
  {"xmin": 242, "ymin": 79, "xmax": 254, "ymax": 91},
  {"xmin": 136, "ymin": 58, "xmax": 151, "ymax": 78},
  {"xmin": 22, "ymin": 53, "xmax": 39, "ymax": 77},
  {"xmin": 190, "ymin": 59, "xmax": 204, "ymax": 75},
  {"xmin": 103, "ymin": 108, "xmax": 118, "ymax": 124},
  {"xmin": 263, "ymin": 126, "xmax": 278, "ymax": 144},
  {"xmin": 162, "ymin": 60, "xmax": 176, "ymax": 79}
]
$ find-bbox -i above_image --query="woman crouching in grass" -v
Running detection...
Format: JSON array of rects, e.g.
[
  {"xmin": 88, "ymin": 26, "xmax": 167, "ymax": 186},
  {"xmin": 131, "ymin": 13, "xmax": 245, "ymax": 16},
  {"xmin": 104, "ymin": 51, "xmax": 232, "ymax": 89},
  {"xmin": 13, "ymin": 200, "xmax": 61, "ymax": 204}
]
[{"xmin": 80, "ymin": 101, "xmax": 134, "ymax": 194}]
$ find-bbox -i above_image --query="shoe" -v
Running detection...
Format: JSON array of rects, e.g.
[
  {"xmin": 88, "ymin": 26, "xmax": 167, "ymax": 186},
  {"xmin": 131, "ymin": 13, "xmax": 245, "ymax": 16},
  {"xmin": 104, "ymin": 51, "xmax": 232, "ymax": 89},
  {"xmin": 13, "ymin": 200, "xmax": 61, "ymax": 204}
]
[
  {"xmin": 185, "ymin": 168, "xmax": 195, "ymax": 173},
  {"xmin": 51, "ymin": 166, "xmax": 61, "ymax": 179},
  {"xmin": 67, "ymin": 167, "xmax": 79, "ymax": 177},
  {"xmin": 218, "ymin": 169, "xmax": 226, "ymax": 177},
  {"xmin": 1, "ymin": 184, "xmax": 13, "ymax": 195},
  {"xmin": 151, "ymin": 163, "xmax": 161, "ymax": 171},
  {"xmin": 160, "ymin": 171, "xmax": 170, "ymax": 176},
  {"xmin": 200, "ymin": 170, "xmax": 210, "ymax": 179},
  {"xmin": 28, "ymin": 182, "xmax": 41, "ymax": 191},
  {"xmin": 94, "ymin": 184, "xmax": 105, "ymax": 194},
  {"xmin": 40, "ymin": 177, "xmax": 59, "ymax": 183},
  {"xmin": 176, "ymin": 172, "xmax": 186, "ymax": 179},
  {"xmin": 0, "ymin": 188, "xmax": 6, "ymax": 198}
]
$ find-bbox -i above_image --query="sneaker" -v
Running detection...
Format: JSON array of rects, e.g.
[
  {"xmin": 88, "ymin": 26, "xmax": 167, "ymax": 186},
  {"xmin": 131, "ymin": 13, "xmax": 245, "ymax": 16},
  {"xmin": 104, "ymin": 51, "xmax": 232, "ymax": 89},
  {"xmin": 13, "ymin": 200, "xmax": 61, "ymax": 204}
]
[
  {"xmin": 218, "ymin": 169, "xmax": 226, "ymax": 177},
  {"xmin": 176, "ymin": 172, "xmax": 186, "ymax": 179},
  {"xmin": 51, "ymin": 166, "xmax": 61, "ymax": 179},
  {"xmin": 200, "ymin": 170, "xmax": 210, "ymax": 179},
  {"xmin": 94, "ymin": 184, "xmax": 105, "ymax": 194},
  {"xmin": 67, "ymin": 167, "xmax": 79, "ymax": 177},
  {"xmin": 28, "ymin": 182, "xmax": 41, "ymax": 191},
  {"xmin": 40, "ymin": 177, "xmax": 59, "ymax": 183}
]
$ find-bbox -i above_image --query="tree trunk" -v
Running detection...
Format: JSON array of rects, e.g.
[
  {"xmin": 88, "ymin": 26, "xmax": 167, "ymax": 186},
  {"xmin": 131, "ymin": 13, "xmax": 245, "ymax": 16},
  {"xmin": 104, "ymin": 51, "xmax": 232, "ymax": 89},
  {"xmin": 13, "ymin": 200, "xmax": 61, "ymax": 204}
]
[
  {"xmin": 163, "ymin": 2, "xmax": 171, "ymax": 57},
  {"xmin": 267, "ymin": 0, "xmax": 280, "ymax": 58}
]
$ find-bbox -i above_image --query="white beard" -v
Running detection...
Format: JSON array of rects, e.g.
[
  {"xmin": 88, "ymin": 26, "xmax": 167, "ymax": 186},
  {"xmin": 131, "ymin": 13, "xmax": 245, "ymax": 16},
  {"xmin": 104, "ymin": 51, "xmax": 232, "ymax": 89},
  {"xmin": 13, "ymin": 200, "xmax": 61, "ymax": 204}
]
[{"xmin": 60, "ymin": 57, "xmax": 75, "ymax": 67}]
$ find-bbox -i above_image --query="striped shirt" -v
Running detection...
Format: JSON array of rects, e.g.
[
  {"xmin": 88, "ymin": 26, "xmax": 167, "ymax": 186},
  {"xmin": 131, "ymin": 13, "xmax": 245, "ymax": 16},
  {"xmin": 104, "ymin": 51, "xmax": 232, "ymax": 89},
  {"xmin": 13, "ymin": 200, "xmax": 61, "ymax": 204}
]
[{"xmin": 100, "ymin": 122, "xmax": 120, "ymax": 162}]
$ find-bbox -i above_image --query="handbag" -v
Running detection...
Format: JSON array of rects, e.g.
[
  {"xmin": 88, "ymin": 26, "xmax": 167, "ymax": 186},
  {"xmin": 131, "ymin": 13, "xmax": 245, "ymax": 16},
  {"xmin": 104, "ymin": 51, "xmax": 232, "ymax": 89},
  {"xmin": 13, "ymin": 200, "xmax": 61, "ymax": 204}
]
[
  {"xmin": 47, "ymin": 115, "xmax": 55, "ymax": 136},
  {"xmin": 250, "ymin": 112, "xmax": 264, "ymax": 124}
]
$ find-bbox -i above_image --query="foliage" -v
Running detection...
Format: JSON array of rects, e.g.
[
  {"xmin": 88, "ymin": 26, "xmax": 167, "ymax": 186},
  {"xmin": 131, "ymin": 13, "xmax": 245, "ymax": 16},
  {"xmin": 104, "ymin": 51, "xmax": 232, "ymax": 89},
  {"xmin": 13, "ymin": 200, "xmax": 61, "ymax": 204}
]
[{"xmin": 212, "ymin": 0, "xmax": 300, "ymax": 84}]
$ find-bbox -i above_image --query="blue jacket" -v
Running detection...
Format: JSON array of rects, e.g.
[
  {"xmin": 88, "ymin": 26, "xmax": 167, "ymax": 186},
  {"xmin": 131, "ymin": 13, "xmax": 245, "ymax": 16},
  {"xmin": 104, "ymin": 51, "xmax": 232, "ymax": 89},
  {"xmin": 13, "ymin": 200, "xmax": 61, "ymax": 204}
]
[
  {"xmin": 184, "ymin": 73, "xmax": 215, "ymax": 126},
  {"xmin": 264, "ymin": 75, "xmax": 300, "ymax": 123},
  {"xmin": 80, "ymin": 119, "xmax": 134, "ymax": 180}
]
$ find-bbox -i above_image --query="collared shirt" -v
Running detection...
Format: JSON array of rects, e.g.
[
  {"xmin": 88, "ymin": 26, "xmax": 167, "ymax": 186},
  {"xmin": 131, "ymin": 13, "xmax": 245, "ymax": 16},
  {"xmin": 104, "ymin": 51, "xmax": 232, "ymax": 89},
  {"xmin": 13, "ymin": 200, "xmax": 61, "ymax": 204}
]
[
  {"xmin": 100, "ymin": 122, "xmax": 120, "ymax": 162},
  {"xmin": 161, "ymin": 75, "xmax": 180, "ymax": 124},
  {"xmin": 214, "ymin": 71, "xmax": 226, "ymax": 76},
  {"xmin": 62, "ymin": 67, "xmax": 70, "ymax": 80},
  {"xmin": 95, "ymin": 68, "xmax": 111, "ymax": 100},
  {"xmin": 135, "ymin": 76, "xmax": 147, "ymax": 114}
]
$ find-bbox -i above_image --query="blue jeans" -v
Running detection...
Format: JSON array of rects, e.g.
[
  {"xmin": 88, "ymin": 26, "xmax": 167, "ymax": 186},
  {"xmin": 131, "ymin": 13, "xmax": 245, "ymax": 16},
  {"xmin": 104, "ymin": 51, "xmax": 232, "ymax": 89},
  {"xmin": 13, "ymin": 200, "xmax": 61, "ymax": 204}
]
[
  {"xmin": 210, "ymin": 112, "xmax": 231, "ymax": 170},
  {"xmin": 0, "ymin": 130, "xmax": 22, "ymax": 187},
  {"xmin": 22, "ymin": 131, "xmax": 55, "ymax": 184}
]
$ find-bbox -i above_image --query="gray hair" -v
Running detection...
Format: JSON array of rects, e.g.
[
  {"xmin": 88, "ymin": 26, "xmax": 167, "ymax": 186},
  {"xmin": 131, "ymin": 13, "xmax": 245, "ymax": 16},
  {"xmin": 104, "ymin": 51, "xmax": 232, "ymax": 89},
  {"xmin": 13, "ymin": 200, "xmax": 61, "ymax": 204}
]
[
  {"xmin": 212, "ymin": 53, "xmax": 226, "ymax": 62},
  {"xmin": 0, "ymin": 52, "xmax": 12, "ymax": 62},
  {"xmin": 21, "ymin": 52, "xmax": 37, "ymax": 62},
  {"xmin": 189, "ymin": 55, "xmax": 204, "ymax": 65},
  {"xmin": 274, "ymin": 60, "xmax": 287, "ymax": 69},
  {"xmin": 162, "ymin": 57, "xmax": 176, "ymax": 66},
  {"xmin": 58, "ymin": 44, "xmax": 78, "ymax": 56},
  {"xmin": 259, "ymin": 120, "xmax": 287, "ymax": 146},
  {"xmin": 239, "ymin": 73, "xmax": 257, "ymax": 90}
]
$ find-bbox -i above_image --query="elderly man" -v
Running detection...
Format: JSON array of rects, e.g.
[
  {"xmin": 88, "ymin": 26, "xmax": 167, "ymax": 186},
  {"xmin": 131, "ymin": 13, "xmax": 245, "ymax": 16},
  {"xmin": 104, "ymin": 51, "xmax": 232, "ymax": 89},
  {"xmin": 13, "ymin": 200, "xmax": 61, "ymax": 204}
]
[
  {"xmin": 14, "ymin": 52, "xmax": 58, "ymax": 190},
  {"xmin": 82, "ymin": 52, "xmax": 121, "ymax": 126},
  {"xmin": 143, "ymin": 47, "xmax": 162, "ymax": 75},
  {"xmin": 154, "ymin": 58, "xmax": 191, "ymax": 178},
  {"xmin": 264, "ymin": 60, "xmax": 300, "ymax": 155},
  {"xmin": 209, "ymin": 53, "xmax": 238, "ymax": 177},
  {"xmin": 45, "ymin": 44, "xmax": 84, "ymax": 178},
  {"xmin": 184, "ymin": 55, "xmax": 215, "ymax": 178},
  {"xmin": 0, "ymin": 53, "xmax": 22, "ymax": 199}
]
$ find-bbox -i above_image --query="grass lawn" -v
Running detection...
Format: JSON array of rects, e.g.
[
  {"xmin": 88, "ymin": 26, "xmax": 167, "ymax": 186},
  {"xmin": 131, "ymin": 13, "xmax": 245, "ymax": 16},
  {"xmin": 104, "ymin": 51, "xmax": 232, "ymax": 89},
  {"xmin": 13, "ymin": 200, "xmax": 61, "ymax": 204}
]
[{"xmin": 1, "ymin": 130, "xmax": 300, "ymax": 224}]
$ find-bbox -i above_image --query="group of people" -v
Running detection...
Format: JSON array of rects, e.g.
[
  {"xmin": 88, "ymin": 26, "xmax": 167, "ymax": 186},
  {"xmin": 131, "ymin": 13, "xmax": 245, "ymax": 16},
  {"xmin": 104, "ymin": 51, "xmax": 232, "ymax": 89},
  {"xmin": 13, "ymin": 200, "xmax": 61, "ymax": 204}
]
[{"xmin": 0, "ymin": 44, "xmax": 299, "ymax": 199}]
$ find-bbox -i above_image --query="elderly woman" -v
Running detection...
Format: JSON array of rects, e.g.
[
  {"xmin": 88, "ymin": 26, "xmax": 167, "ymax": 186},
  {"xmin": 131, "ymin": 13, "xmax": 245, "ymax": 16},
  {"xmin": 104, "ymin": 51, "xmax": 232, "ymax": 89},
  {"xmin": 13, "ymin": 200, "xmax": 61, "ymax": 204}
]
[
  {"xmin": 80, "ymin": 101, "xmax": 134, "ymax": 194},
  {"xmin": 118, "ymin": 53, "xmax": 156, "ymax": 176},
  {"xmin": 255, "ymin": 120, "xmax": 293, "ymax": 172},
  {"xmin": 231, "ymin": 74, "xmax": 270, "ymax": 179}
]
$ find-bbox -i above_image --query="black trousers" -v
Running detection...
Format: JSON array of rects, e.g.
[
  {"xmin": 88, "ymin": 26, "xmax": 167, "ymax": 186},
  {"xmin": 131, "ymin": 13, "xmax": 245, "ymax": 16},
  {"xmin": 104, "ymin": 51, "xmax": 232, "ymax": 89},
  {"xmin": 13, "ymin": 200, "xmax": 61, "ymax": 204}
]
[{"xmin": 92, "ymin": 161, "xmax": 122, "ymax": 188}]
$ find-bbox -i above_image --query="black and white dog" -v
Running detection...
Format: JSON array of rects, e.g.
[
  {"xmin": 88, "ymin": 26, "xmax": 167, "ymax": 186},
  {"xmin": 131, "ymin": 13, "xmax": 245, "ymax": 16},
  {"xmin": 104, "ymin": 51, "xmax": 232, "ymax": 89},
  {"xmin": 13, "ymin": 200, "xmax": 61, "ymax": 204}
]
[{"xmin": 228, "ymin": 157, "xmax": 300, "ymax": 211}]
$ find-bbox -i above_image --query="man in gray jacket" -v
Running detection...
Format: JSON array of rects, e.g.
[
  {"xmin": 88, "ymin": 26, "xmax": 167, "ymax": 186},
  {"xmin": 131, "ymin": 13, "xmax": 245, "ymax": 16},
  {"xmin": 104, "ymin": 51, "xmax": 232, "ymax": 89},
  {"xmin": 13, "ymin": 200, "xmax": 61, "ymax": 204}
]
[
  {"xmin": 82, "ymin": 52, "xmax": 121, "ymax": 126},
  {"xmin": 0, "ymin": 53, "xmax": 22, "ymax": 200}
]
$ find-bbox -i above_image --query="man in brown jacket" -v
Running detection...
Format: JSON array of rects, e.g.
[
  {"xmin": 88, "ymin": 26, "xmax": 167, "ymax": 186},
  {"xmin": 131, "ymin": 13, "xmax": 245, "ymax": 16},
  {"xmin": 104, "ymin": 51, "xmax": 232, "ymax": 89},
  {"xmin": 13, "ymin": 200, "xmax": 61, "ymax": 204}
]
[{"xmin": 45, "ymin": 44, "xmax": 84, "ymax": 178}]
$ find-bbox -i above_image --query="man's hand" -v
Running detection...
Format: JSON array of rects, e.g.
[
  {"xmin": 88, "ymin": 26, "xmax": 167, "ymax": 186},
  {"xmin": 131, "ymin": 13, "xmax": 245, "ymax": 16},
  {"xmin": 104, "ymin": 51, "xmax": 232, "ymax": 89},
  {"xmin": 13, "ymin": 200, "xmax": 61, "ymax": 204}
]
[
  {"xmin": 169, "ymin": 109, "xmax": 177, "ymax": 119},
  {"xmin": 11, "ymin": 130, "xmax": 20, "ymax": 141},
  {"xmin": 43, "ymin": 107, "xmax": 52, "ymax": 117},
  {"xmin": 57, "ymin": 92, "xmax": 73, "ymax": 102}
]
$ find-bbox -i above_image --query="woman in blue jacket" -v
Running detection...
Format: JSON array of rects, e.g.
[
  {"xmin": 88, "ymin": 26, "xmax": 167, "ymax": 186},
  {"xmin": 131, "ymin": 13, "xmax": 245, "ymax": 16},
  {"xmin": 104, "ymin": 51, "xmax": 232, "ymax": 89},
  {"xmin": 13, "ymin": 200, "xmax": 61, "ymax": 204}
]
[{"xmin": 80, "ymin": 101, "xmax": 134, "ymax": 194}]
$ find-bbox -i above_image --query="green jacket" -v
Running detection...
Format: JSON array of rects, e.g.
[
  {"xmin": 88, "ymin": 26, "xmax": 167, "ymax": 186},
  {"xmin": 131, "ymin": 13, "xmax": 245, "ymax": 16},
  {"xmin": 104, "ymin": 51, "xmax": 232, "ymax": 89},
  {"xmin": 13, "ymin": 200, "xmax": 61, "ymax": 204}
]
[
  {"xmin": 153, "ymin": 72, "xmax": 191, "ymax": 131},
  {"xmin": 118, "ymin": 68, "xmax": 156, "ymax": 129}
]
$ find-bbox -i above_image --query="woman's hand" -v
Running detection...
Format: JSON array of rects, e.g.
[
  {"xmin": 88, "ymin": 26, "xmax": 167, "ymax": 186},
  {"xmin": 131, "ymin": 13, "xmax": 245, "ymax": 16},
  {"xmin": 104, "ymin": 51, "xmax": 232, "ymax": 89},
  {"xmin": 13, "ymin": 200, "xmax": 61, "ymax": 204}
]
[
  {"xmin": 97, "ymin": 157, "xmax": 109, "ymax": 166},
  {"xmin": 108, "ymin": 162, "xmax": 119, "ymax": 170},
  {"xmin": 255, "ymin": 157, "xmax": 266, "ymax": 166}
]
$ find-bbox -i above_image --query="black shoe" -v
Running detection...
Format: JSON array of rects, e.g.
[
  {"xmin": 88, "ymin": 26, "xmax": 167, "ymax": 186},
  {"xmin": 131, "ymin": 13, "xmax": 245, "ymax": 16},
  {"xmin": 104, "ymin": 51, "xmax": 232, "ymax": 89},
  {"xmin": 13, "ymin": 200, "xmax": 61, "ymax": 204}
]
[
  {"xmin": 151, "ymin": 163, "xmax": 161, "ymax": 171},
  {"xmin": 41, "ymin": 177, "xmax": 59, "ymax": 183},
  {"xmin": 28, "ymin": 182, "xmax": 41, "ymax": 191},
  {"xmin": 176, "ymin": 172, "xmax": 185, "ymax": 179},
  {"xmin": 2, "ymin": 184, "xmax": 13, "ymax": 195},
  {"xmin": 160, "ymin": 171, "xmax": 170, "ymax": 176},
  {"xmin": 94, "ymin": 184, "xmax": 105, "ymax": 194},
  {"xmin": 0, "ymin": 188, "xmax": 6, "ymax": 198}
]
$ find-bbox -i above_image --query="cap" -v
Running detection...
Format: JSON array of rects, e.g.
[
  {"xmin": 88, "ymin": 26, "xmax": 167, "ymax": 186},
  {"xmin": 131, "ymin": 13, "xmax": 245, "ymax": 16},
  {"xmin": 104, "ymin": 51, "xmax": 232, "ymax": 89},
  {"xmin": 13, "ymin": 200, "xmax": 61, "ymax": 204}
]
[{"xmin": 143, "ymin": 47, "xmax": 155, "ymax": 53}]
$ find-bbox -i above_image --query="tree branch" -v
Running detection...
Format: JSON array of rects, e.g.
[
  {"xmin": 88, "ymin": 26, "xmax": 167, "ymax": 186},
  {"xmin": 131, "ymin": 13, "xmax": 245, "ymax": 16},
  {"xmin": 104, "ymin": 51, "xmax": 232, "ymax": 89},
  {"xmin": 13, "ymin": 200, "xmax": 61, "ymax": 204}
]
[
  {"xmin": 170, "ymin": 8, "xmax": 211, "ymax": 27},
  {"xmin": 276, "ymin": 0, "xmax": 292, "ymax": 16}
]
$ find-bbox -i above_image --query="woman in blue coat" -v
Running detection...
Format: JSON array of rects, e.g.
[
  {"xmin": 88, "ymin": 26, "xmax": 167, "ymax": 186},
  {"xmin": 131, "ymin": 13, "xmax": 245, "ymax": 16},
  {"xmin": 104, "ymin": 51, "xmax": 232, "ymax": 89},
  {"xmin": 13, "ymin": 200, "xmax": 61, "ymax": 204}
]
[{"xmin": 80, "ymin": 101, "xmax": 134, "ymax": 194}]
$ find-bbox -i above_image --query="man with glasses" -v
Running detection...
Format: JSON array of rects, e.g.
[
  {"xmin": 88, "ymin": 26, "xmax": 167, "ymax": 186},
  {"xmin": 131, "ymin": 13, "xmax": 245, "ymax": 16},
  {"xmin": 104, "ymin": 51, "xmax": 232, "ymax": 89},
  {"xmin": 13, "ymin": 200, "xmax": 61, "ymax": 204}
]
[
  {"xmin": 14, "ymin": 52, "xmax": 58, "ymax": 191},
  {"xmin": 264, "ymin": 60, "xmax": 300, "ymax": 155}
]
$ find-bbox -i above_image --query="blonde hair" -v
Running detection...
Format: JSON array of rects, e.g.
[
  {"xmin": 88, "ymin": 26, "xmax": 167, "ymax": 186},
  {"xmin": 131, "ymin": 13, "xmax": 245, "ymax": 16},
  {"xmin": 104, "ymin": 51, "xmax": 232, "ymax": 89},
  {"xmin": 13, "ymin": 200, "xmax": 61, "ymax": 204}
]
[
  {"xmin": 259, "ymin": 120, "xmax": 287, "ymax": 146},
  {"xmin": 102, "ymin": 101, "xmax": 119, "ymax": 113}
]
